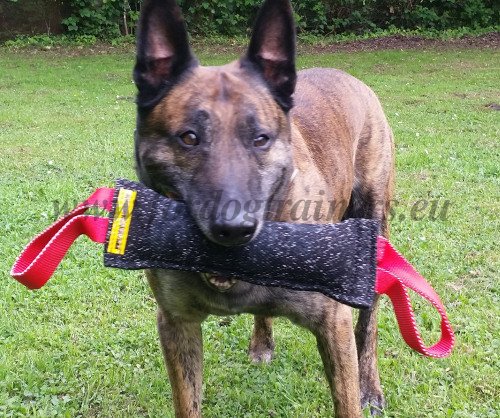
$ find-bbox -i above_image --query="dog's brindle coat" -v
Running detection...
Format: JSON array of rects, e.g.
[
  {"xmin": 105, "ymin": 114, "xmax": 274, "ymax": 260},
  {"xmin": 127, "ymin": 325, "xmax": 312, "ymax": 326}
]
[{"xmin": 134, "ymin": 0, "xmax": 394, "ymax": 416}]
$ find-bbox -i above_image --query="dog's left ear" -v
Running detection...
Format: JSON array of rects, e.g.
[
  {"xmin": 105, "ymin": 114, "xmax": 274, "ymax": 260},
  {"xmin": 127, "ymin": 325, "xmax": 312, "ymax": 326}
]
[
  {"xmin": 242, "ymin": 0, "xmax": 297, "ymax": 111},
  {"xmin": 134, "ymin": 0, "xmax": 198, "ymax": 109}
]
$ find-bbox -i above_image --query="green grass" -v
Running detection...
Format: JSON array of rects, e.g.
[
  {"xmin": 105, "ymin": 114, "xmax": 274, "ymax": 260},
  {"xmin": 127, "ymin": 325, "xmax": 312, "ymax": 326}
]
[{"xmin": 0, "ymin": 45, "xmax": 499, "ymax": 417}]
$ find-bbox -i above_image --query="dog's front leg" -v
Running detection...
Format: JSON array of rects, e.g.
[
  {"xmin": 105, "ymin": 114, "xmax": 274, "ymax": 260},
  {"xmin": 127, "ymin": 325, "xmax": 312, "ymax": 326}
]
[
  {"xmin": 315, "ymin": 301, "xmax": 362, "ymax": 418},
  {"xmin": 356, "ymin": 295, "xmax": 385, "ymax": 415},
  {"xmin": 157, "ymin": 309, "xmax": 203, "ymax": 418}
]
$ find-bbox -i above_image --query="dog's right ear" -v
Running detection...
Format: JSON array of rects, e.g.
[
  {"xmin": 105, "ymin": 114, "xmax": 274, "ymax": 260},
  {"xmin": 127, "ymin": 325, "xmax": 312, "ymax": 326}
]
[
  {"xmin": 134, "ymin": 0, "xmax": 197, "ymax": 109},
  {"xmin": 242, "ymin": 0, "xmax": 296, "ymax": 112}
]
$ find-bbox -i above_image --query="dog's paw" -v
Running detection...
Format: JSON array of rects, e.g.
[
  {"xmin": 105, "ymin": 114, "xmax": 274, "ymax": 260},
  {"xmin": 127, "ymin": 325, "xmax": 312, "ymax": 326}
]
[
  {"xmin": 248, "ymin": 340, "xmax": 275, "ymax": 364},
  {"xmin": 361, "ymin": 389, "xmax": 385, "ymax": 416}
]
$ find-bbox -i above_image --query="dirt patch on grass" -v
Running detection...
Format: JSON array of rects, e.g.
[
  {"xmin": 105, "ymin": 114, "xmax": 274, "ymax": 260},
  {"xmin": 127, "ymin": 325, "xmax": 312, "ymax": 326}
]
[
  {"xmin": 485, "ymin": 103, "xmax": 500, "ymax": 111},
  {"xmin": 301, "ymin": 32, "xmax": 500, "ymax": 53},
  {"xmin": 2, "ymin": 32, "xmax": 498, "ymax": 57},
  {"xmin": 192, "ymin": 32, "xmax": 500, "ymax": 55}
]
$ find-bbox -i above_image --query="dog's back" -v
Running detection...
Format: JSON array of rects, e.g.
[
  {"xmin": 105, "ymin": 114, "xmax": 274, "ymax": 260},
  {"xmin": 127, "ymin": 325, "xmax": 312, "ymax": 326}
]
[{"xmin": 284, "ymin": 68, "xmax": 394, "ymax": 230}]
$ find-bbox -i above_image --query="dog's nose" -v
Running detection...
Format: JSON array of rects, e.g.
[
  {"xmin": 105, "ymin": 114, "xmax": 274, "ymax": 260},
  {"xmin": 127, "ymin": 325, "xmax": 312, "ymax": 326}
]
[{"xmin": 211, "ymin": 219, "xmax": 258, "ymax": 246}]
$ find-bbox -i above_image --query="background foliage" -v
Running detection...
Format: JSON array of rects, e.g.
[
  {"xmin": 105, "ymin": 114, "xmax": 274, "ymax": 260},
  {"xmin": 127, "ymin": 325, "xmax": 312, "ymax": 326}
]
[
  {"xmin": 61, "ymin": 0, "xmax": 500, "ymax": 36},
  {"xmin": 1, "ymin": 0, "xmax": 499, "ymax": 41},
  {"xmin": 64, "ymin": 0, "xmax": 500, "ymax": 37}
]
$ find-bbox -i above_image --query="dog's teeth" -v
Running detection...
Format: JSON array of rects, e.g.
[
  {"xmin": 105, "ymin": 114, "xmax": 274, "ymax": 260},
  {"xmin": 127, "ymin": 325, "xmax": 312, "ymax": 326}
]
[{"xmin": 201, "ymin": 272, "xmax": 237, "ymax": 291}]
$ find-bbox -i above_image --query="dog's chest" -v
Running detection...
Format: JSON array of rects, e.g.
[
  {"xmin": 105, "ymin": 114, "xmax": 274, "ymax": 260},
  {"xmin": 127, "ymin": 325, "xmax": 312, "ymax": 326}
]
[{"xmin": 147, "ymin": 269, "xmax": 322, "ymax": 322}]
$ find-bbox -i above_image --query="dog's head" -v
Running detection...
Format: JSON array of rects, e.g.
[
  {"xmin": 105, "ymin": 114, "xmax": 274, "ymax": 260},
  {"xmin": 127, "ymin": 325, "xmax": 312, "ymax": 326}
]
[{"xmin": 134, "ymin": 0, "xmax": 296, "ymax": 246}]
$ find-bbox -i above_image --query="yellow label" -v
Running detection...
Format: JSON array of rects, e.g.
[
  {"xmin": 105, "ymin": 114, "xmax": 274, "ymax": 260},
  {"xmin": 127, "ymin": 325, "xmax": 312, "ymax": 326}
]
[{"xmin": 107, "ymin": 188, "xmax": 137, "ymax": 255}]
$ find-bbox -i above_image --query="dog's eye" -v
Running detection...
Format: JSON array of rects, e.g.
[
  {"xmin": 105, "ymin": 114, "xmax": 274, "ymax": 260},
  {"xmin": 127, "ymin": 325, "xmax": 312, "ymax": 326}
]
[
  {"xmin": 254, "ymin": 135, "xmax": 270, "ymax": 148},
  {"xmin": 178, "ymin": 131, "xmax": 200, "ymax": 147}
]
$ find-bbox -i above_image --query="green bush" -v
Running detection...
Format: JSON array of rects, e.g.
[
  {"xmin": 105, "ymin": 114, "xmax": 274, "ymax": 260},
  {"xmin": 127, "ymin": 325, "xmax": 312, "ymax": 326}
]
[
  {"xmin": 12, "ymin": 0, "xmax": 500, "ymax": 39},
  {"xmin": 371, "ymin": 0, "xmax": 498, "ymax": 31},
  {"xmin": 2, "ymin": 34, "xmax": 99, "ymax": 48},
  {"xmin": 62, "ymin": 0, "xmax": 141, "ymax": 38},
  {"xmin": 3, "ymin": 35, "xmax": 56, "ymax": 49}
]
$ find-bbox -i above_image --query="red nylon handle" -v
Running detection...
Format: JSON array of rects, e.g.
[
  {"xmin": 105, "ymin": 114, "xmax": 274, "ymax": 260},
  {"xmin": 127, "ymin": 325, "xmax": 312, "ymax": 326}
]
[
  {"xmin": 375, "ymin": 237, "xmax": 455, "ymax": 358},
  {"xmin": 10, "ymin": 188, "xmax": 114, "ymax": 289}
]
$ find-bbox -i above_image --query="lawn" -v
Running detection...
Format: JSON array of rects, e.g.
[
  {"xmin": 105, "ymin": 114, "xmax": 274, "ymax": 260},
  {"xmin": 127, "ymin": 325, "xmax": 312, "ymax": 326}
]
[{"xmin": 0, "ymin": 45, "xmax": 498, "ymax": 417}]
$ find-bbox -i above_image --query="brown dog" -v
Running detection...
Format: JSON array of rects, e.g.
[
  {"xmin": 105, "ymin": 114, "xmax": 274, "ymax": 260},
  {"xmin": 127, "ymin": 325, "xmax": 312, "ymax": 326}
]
[{"xmin": 133, "ymin": 0, "xmax": 394, "ymax": 416}]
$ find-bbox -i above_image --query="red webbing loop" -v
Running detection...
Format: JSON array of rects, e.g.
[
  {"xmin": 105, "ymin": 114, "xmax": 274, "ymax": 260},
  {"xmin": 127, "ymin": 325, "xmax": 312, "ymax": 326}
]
[
  {"xmin": 375, "ymin": 237, "xmax": 455, "ymax": 357},
  {"xmin": 10, "ymin": 188, "xmax": 114, "ymax": 289}
]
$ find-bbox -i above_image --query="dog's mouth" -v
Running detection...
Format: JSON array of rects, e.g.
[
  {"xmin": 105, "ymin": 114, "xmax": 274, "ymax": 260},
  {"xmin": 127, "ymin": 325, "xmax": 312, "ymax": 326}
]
[
  {"xmin": 200, "ymin": 272, "xmax": 238, "ymax": 292},
  {"xmin": 161, "ymin": 189, "xmax": 242, "ymax": 292}
]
